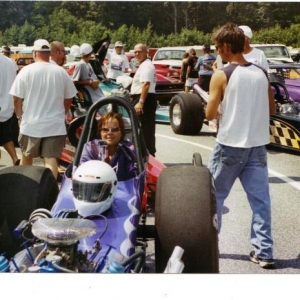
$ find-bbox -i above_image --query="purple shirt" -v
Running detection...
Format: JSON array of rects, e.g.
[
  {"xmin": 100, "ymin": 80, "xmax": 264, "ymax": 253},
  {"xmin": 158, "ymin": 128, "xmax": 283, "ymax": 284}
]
[{"xmin": 80, "ymin": 139, "xmax": 137, "ymax": 181}]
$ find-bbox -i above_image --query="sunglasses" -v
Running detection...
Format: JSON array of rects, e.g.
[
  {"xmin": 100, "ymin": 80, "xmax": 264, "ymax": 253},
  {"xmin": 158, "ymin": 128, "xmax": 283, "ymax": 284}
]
[{"xmin": 101, "ymin": 127, "xmax": 120, "ymax": 133}]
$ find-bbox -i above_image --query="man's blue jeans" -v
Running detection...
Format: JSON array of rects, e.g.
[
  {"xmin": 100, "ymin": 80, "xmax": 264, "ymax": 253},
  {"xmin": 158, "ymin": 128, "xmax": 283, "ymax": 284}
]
[{"xmin": 208, "ymin": 142, "xmax": 273, "ymax": 259}]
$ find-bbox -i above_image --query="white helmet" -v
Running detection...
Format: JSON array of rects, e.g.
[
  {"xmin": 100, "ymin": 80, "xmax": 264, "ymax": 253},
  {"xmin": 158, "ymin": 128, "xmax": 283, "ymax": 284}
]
[{"xmin": 72, "ymin": 160, "xmax": 118, "ymax": 217}]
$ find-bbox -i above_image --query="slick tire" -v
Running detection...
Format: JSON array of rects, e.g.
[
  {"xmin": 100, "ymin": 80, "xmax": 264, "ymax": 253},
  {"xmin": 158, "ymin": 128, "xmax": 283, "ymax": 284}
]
[{"xmin": 155, "ymin": 165, "xmax": 219, "ymax": 273}]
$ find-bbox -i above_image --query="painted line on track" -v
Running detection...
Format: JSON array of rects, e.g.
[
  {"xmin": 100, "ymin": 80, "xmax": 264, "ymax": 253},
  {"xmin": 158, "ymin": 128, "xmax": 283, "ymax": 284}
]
[{"xmin": 156, "ymin": 133, "xmax": 300, "ymax": 192}]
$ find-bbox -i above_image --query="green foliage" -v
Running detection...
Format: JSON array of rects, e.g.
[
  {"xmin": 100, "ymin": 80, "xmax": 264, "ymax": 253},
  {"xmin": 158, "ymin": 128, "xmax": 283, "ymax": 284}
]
[{"xmin": 1, "ymin": 1, "xmax": 300, "ymax": 51}]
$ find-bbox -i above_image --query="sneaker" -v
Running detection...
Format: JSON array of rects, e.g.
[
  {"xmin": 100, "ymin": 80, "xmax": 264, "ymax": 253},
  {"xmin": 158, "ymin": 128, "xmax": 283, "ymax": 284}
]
[{"xmin": 249, "ymin": 251, "xmax": 275, "ymax": 269}]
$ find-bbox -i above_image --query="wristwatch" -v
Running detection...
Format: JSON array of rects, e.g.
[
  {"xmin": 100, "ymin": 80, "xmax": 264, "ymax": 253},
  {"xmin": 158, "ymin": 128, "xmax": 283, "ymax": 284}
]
[{"xmin": 139, "ymin": 99, "xmax": 145, "ymax": 104}]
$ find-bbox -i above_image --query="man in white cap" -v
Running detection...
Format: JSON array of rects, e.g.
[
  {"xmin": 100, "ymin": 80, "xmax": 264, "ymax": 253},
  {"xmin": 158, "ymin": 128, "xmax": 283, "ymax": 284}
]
[
  {"xmin": 10, "ymin": 39, "xmax": 77, "ymax": 179},
  {"xmin": 105, "ymin": 41, "xmax": 130, "ymax": 80},
  {"xmin": 239, "ymin": 25, "xmax": 269, "ymax": 70},
  {"xmin": 72, "ymin": 43, "xmax": 104, "ymax": 103}
]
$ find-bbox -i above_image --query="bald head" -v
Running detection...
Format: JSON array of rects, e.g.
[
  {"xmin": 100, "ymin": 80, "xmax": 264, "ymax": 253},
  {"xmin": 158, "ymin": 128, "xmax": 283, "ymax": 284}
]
[
  {"xmin": 50, "ymin": 41, "xmax": 66, "ymax": 66},
  {"xmin": 133, "ymin": 43, "xmax": 148, "ymax": 63}
]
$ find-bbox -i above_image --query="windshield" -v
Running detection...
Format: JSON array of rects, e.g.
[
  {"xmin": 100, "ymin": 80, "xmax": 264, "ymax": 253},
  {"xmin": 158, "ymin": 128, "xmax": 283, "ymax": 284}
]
[
  {"xmin": 256, "ymin": 46, "xmax": 291, "ymax": 59},
  {"xmin": 153, "ymin": 50, "xmax": 186, "ymax": 61}
]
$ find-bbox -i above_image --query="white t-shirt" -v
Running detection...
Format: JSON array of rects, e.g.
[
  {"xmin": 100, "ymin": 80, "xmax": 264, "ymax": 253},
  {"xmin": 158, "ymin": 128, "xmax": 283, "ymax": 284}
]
[
  {"xmin": 0, "ymin": 55, "xmax": 16, "ymax": 122},
  {"xmin": 9, "ymin": 62, "xmax": 77, "ymax": 137},
  {"xmin": 243, "ymin": 48, "xmax": 269, "ymax": 71},
  {"xmin": 72, "ymin": 60, "xmax": 104, "ymax": 103},
  {"xmin": 106, "ymin": 52, "xmax": 129, "ymax": 79},
  {"xmin": 130, "ymin": 59, "xmax": 156, "ymax": 95}
]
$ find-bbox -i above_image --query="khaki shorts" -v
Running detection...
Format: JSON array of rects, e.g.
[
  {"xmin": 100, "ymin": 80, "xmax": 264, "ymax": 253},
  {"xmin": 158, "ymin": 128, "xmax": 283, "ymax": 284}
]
[{"xmin": 18, "ymin": 134, "xmax": 66, "ymax": 158}]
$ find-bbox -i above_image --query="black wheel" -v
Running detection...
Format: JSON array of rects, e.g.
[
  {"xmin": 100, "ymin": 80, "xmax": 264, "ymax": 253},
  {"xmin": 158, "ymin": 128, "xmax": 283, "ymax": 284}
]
[
  {"xmin": 192, "ymin": 152, "xmax": 203, "ymax": 167},
  {"xmin": 169, "ymin": 93, "xmax": 205, "ymax": 135},
  {"xmin": 67, "ymin": 115, "xmax": 98, "ymax": 148},
  {"xmin": 155, "ymin": 165, "xmax": 219, "ymax": 273},
  {"xmin": 0, "ymin": 166, "xmax": 59, "ymax": 258}
]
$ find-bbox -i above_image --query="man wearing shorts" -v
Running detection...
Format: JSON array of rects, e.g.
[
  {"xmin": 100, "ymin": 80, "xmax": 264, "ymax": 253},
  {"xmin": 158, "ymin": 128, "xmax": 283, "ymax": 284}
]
[
  {"xmin": 10, "ymin": 39, "xmax": 77, "ymax": 179},
  {"xmin": 0, "ymin": 54, "xmax": 19, "ymax": 165}
]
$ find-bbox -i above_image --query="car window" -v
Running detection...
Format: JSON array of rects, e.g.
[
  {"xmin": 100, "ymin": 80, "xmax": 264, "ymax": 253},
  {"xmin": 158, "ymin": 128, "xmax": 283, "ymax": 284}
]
[{"xmin": 154, "ymin": 50, "xmax": 186, "ymax": 61}]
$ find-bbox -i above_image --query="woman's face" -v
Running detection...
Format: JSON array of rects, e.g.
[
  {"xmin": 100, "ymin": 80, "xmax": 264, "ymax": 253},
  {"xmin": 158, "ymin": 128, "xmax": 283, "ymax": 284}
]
[{"xmin": 100, "ymin": 117, "xmax": 122, "ymax": 147}]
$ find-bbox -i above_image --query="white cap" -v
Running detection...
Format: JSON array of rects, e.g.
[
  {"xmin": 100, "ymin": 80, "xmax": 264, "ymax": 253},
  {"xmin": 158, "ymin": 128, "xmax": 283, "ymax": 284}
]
[
  {"xmin": 70, "ymin": 45, "xmax": 80, "ymax": 57},
  {"xmin": 115, "ymin": 41, "xmax": 125, "ymax": 47},
  {"xmin": 33, "ymin": 39, "xmax": 50, "ymax": 51},
  {"xmin": 80, "ymin": 43, "xmax": 93, "ymax": 55},
  {"xmin": 239, "ymin": 25, "xmax": 253, "ymax": 39}
]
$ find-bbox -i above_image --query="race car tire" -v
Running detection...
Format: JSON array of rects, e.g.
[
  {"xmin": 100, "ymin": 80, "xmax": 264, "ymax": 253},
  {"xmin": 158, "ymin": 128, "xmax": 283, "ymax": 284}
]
[
  {"xmin": 169, "ymin": 93, "xmax": 204, "ymax": 135},
  {"xmin": 67, "ymin": 115, "xmax": 86, "ymax": 147},
  {"xmin": 67, "ymin": 115, "xmax": 98, "ymax": 148},
  {"xmin": 192, "ymin": 152, "xmax": 203, "ymax": 167},
  {"xmin": 0, "ymin": 166, "xmax": 59, "ymax": 258},
  {"xmin": 76, "ymin": 86, "xmax": 93, "ymax": 107},
  {"xmin": 155, "ymin": 165, "xmax": 219, "ymax": 273}
]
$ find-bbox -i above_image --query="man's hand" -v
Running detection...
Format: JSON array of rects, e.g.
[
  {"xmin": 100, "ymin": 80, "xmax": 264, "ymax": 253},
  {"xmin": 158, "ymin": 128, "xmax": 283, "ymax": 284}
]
[
  {"xmin": 134, "ymin": 102, "xmax": 144, "ymax": 115},
  {"xmin": 90, "ymin": 79, "xmax": 100, "ymax": 90}
]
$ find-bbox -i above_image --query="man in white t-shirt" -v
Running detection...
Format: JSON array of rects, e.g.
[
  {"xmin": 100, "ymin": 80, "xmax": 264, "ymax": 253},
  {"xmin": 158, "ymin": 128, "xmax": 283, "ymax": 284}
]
[
  {"xmin": 130, "ymin": 43, "xmax": 156, "ymax": 156},
  {"xmin": 10, "ymin": 39, "xmax": 77, "ymax": 179},
  {"xmin": 239, "ymin": 25, "xmax": 269, "ymax": 71},
  {"xmin": 50, "ymin": 41, "xmax": 66, "ymax": 66},
  {"xmin": 72, "ymin": 43, "xmax": 104, "ymax": 104},
  {"xmin": 0, "ymin": 54, "xmax": 19, "ymax": 166},
  {"xmin": 106, "ymin": 41, "xmax": 130, "ymax": 80}
]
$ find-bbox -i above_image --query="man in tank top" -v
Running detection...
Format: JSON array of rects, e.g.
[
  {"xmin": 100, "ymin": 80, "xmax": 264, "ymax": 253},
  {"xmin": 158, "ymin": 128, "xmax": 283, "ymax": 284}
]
[{"xmin": 206, "ymin": 22, "xmax": 276, "ymax": 269}]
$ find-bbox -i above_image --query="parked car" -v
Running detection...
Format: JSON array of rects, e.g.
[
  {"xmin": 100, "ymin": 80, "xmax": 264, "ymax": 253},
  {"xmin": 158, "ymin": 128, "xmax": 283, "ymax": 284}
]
[
  {"xmin": 252, "ymin": 44, "xmax": 294, "ymax": 64},
  {"xmin": 152, "ymin": 46, "xmax": 217, "ymax": 78},
  {"xmin": 0, "ymin": 96, "xmax": 219, "ymax": 274}
]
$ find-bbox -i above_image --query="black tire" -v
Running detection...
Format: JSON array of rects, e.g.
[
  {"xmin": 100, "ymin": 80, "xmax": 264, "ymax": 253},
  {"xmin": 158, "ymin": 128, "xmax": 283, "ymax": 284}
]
[
  {"xmin": 0, "ymin": 166, "xmax": 59, "ymax": 258},
  {"xmin": 169, "ymin": 93, "xmax": 205, "ymax": 135},
  {"xmin": 67, "ymin": 115, "xmax": 98, "ymax": 148},
  {"xmin": 155, "ymin": 165, "xmax": 219, "ymax": 273},
  {"xmin": 192, "ymin": 152, "xmax": 203, "ymax": 167}
]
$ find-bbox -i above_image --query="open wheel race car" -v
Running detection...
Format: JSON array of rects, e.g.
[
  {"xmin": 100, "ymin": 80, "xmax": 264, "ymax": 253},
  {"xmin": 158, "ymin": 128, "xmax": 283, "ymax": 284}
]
[
  {"xmin": 168, "ymin": 71, "xmax": 300, "ymax": 153},
  {"xmin": 0, "ymin": 96, "xmax": 219, "ymax": 273}
]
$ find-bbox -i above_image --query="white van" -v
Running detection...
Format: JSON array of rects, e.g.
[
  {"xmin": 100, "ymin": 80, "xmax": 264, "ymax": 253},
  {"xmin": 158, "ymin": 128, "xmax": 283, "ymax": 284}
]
[
  {"xmin": 252, "ymin": 44, "xmax": 293, "ymax": 63},
  {"xmin": 152, "ymin": 46, "xmax": 217, "ymax": 71}
]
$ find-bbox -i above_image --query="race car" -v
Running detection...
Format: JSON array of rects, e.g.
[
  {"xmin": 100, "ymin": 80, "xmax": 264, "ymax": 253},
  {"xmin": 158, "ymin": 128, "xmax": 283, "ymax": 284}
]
[
  {"xmin": 0, "ymin": 96, "xmax": 219, "ymax": 274},
  {"xmin": 168, "ymin": 70, "xmax": 300, "ymax": 153}
]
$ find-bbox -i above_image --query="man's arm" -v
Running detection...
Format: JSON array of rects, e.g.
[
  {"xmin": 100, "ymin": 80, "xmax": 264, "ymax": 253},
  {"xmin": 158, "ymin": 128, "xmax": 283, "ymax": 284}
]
[
  {"xmin": 13, "ymin": 96, "xmax": 23, "ymax": 120},
  {"xmin": 134, "ymin": 81, "xmax": 150, "ymax": 115},
  {"xmin": 206, "ymin": 70, "xmax": 226, "ymax": 120}
]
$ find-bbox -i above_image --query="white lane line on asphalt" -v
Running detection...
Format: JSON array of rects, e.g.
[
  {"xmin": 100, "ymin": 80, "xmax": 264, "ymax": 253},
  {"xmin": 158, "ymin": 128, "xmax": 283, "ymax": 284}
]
[{"xmin": 156, "ymin": 133, "xmax": 300, "ymax": 192}]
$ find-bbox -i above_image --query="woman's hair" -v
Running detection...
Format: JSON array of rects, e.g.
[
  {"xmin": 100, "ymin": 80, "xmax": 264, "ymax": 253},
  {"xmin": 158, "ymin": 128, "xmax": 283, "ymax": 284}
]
[
  {"xmin": 97, "ymin": 112, "xmax": 125, "ymax": 140},
  {"xmin": 183, "ymin": 52, "xmax": 189, "ymax": 59}
]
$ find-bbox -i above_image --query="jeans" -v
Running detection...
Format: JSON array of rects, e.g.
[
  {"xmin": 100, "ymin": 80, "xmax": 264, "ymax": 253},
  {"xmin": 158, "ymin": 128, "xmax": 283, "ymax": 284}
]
[{"xmin": 208, "ymin": 142, "xmax": 273, "ymax": 259}]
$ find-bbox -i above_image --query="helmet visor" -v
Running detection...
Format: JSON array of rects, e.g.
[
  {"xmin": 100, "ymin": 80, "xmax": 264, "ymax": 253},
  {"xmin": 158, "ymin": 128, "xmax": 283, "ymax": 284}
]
[{"xmin": 73, "ymin": 180, "xmax": 112, "ymax": 203}]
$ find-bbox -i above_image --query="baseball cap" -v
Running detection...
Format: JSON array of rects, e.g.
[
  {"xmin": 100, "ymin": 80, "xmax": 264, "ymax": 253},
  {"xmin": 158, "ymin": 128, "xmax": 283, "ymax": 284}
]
[
  {"xmin": 80, "ymin": 43, "xmax": 93, "ymax": 55},
  {"xmin": 203, "ymin": 44, "xmax": 211, "ymax": 50},
  {"xmin": 33, "ymin": 39, "xmax": 50, "ymax": 51},
  {"xmin": 115, "ymin": 41, "xmax": 125, "ymax": 48},
  {"xmin": 239, "ymin": 25, "xmax": 253, "ymax": 39}
]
